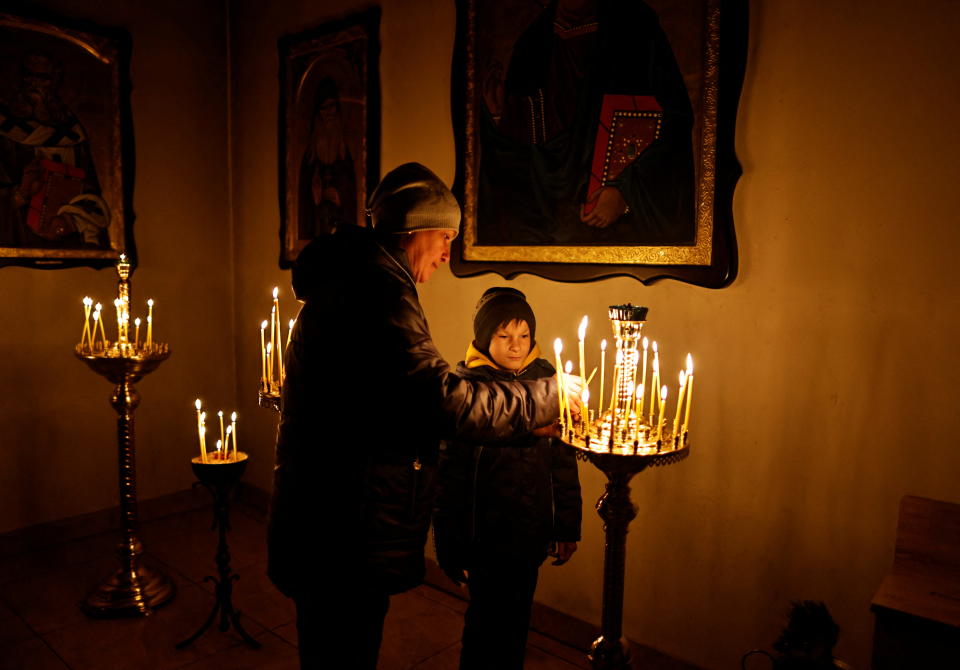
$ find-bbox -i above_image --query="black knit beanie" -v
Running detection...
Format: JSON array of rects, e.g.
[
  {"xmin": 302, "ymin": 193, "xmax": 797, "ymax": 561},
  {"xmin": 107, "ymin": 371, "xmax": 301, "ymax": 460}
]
[{"xmin": 473, "ymin": 287, "xmax": 536, "ymax": 354}]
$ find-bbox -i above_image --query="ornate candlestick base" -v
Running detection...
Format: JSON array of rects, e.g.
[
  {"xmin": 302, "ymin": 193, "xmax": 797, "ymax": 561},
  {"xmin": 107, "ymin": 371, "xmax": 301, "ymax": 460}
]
[
  {"xmin": 573, "ymin": 447, "xmax": 689, "ymax": 670},
  {"xmin": 177, "ymin": 454, "xmax": 260, "ymax": 650},
  {"xmin": 76, "ymin": 351, "xmax": 176, "ymax": 617}
]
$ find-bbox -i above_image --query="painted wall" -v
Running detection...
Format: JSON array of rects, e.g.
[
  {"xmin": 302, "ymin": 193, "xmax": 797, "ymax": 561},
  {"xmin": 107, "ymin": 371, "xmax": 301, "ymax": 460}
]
[
  {"xmin": 0, "ymin": 0, "xmax": 234, "ymax": 532},
  {"xmin": 231, "ymin": 1, "xmax": 960, "ymax": 667}
]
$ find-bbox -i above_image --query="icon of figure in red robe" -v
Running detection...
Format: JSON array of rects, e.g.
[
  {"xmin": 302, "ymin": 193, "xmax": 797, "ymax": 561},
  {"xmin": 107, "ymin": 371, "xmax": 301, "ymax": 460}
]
[
  {"xmin": 0, "ymin": 51, "xmax": 109, "ymax": 249},
  {"xmin": 478, "ymin": 0, "xmax": 695, "ymax": 246}
]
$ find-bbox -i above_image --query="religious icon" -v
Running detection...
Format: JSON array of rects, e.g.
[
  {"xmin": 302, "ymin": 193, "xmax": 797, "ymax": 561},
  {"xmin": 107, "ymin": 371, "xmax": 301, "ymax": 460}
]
[
  {"xmin": 0, "ymin": 12, "xmax": 133, "ymax": 269},
  {"xmin": 452, "ymin": 0, "xmax": 747, "ymax": 286},
  {"xmin": 279, "ymin": 8, "xmax": 380, "ymax": 267}
]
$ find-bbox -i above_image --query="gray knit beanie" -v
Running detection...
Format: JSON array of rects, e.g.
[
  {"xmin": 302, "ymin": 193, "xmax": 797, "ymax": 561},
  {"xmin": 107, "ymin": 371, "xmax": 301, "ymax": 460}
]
[{"xmin": 367, "ymin": 163, "xmax": 461, "ymax": 237}]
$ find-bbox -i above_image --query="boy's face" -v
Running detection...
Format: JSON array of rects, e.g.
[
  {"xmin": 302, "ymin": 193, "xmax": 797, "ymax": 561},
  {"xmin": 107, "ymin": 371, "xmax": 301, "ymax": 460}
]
[{"xmin": 488, "ymin": 319, "xmax": 531, "ymax": 371}]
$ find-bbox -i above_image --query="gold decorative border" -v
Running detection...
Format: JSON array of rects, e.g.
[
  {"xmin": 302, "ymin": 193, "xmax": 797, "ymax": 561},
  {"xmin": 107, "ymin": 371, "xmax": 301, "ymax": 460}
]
[{"xmin": 461, "ymin": 0, "xmax": 720, "ymax": 266}]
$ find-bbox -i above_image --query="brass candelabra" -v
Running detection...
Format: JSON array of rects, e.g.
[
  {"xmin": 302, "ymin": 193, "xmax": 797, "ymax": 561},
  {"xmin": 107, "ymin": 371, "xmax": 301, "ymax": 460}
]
[{"xmin": 563, "ymin": 305, "xmax": 692, "ymax": 669}]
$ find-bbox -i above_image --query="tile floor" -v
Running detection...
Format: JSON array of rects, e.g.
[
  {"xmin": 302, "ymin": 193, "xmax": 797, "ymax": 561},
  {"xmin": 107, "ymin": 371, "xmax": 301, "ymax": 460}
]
[{"xmin": 0, "ymin": 503, "xmax": 596, "ymax": 670}]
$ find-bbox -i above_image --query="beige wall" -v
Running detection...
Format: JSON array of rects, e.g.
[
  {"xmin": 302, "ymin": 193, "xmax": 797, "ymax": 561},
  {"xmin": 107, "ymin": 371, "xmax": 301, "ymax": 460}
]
[
  {"xmin": 4, "ymin": 0, "xmax": 959, "ymax": 668},
  {"xmin": 231, "ymin": 1, "xmax": 960, "ymax": 667},
  {"xmin": 0, "ymin": 0, "xmax": 234, "ymax": 531}
]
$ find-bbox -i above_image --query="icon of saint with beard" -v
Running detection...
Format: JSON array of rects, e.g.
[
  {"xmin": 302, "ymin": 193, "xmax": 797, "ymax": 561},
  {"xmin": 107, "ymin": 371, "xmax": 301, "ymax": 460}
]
[{"xmin": 297, "ymin": 77, "xmax": 358, "ymax": 239}]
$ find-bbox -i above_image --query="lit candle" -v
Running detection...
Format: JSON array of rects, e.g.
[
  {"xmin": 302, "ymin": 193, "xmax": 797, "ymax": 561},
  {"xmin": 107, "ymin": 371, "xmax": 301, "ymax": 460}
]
[
  {"xmin": 270, "ymin": 304, "xmax": 277, "ymax": 382},
  {"xmin": 218, "ymin": 410, "xmax": 225, "ymax": 449},
  {"xmin": 648, "ymin": 356, "xmax": 659, "ymax": 420},
  {"xmin": 200, "ymin": 411, "xmax": 208, "ymax": 459},
  {"xmin": 672, "ymin": 370, "xmax": 687, "ymax": 439},
  {"xmin": 635, "ymin": 383, "xmax": 644, "ymax": 424},
  {"xmin": 215, "ymin": 439, "xmax": 222, "ymax": 461},
  {"xmin": 225, "ymin": 425, "xmax": 233, "ymax": 460},
  {"xmin": 564, "ymin": 360, "xmax": 574, "ymax": 430},
  {"xmin": 658, "ymin": 385, "xmax": 668, "ymax": 438},
  {"xmin": 81, "ymin": 297, "xmax": 92, "ymax": 348},
  {"xmin": 553, "ymin": 338, "xmax": 566, "ymax": 427},
  {"xmin": 114, "ymin": 298, "xmax": 122, "ymax": 338},
  {"xmin": 195, "ymin": 399, "xmax": 206, "ymax": 463},
  {"xmin": 266, "ymin": 342, "xmax": 273, "ymax": 386},
  {"xmin": 599, "ymin": 339, "xmax": 607, "ymax": 421},
  {"xmin": 577, "ymin": 315, "xmax": 588, "ymax": 390},
  {"xmin": 651, "ymin": 340, "xmax": 659, "ymax": 396},
  {"xmin": 271, "ymin": 287, "xmax": 279, "ymax": 369},
  {"xmin": 146, "ymin": 299, "xmax": 154, "ymax": 347},
  {"xmin": 260, "ymin": 320, "xmax": 268, "ymax": 389},
  {"xmin": 581, "ymin": 388, "xmax": 590, "ymax": 431},
  {"xmin": 682, "ymin": 354, "xmax": 694, "ymax": 438},
  {"xmin": 640, "ymin": 337, "xmax": 649, "ymax": 416},
  {"xmin": 94, "ymin": 306, "xmax": 107, "ymax": 347},
  {"xmin": 230, "ymin": 411, "xmax": 238, "ymax": 459},
  {"xmin": 134, "ymin": 317, "xmax": 141, "ymax": 347},
  {"xmin": 288, "ymin": 318, "xmax": 295, "ymax": 347}
]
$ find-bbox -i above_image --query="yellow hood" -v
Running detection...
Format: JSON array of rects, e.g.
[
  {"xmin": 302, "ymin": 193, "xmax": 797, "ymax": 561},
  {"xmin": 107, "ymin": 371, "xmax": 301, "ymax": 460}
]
[{"xmin": 465, "ymin": 341, "xmax": 542, "ymax": 373}]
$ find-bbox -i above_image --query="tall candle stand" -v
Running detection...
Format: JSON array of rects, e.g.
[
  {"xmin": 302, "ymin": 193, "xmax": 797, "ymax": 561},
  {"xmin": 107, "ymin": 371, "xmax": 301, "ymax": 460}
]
[
  {"xmin": 177, "ymin": 454, "xmax": 260, "ymax": 650},
  {"xmin": 563, "ymin": 306, "xmax": 691, "ymax": 670},
  {"xmin": 74, "ymin": 258, "xmax": 175, "ymax": 617}
]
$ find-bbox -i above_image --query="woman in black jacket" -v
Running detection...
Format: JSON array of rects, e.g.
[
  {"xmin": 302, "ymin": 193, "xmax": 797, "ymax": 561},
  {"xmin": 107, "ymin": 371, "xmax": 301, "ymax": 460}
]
[{"xmin": 435, "ymin": 287, "xmax": 582, "ymax": 670}]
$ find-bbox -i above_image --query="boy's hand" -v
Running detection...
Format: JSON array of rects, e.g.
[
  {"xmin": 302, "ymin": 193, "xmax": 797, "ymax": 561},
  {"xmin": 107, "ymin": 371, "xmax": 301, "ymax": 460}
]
[
  {"xmin": 548, "ymin": 541, "xmax": 578, "ymax": 565},
  {"xmin": 562, "ymin": 374, "xmax": 583, "ymax": 418}
]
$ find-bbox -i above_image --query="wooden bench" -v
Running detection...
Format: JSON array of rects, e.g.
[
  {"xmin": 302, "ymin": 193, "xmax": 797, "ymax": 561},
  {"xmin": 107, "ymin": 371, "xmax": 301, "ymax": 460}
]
[{"xmin": 871, "ymin": 495, "xmax": 960, "ymax": 668}]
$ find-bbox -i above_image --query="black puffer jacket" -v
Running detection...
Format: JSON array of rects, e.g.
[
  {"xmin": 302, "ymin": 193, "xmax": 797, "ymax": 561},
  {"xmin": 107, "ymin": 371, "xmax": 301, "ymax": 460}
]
[
  {"xmin": 434, "ymin": 355, "xmax": 582, "ymax": 571},
  {"xmin": 268, "ymin": 225, "xmax": 559, "ymax": 597}
]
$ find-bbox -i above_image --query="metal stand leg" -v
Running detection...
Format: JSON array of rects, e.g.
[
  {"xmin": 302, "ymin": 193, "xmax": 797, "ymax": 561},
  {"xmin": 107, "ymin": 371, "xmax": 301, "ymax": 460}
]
[{"xmin": 177, "ymin": 478, "xmax": 260, "ymax": 649}]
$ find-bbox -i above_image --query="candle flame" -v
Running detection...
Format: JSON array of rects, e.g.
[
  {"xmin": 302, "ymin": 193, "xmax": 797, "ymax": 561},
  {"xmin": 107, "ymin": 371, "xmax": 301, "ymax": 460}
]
[
  {"xmin": 83, "ymin": 296, "xmax": 92, "ymax": 306},
  {"xmin": 218, "ymin": 410, "xmax": 223, "ymax": 418},
  {"xmin": 135, "ymin": 317, "xmax": 141, "ymax": 326},
  {"xmin": 216, "ymin": 439, "xmax": 222, "ymax": 451},
  {"xmin": 266, "ymin": 342, "xmax": 272, "ymax": 354},
  {"xmin": 553, "ymin": 338, "xmax": 562, "ymax": 355},
  {"xmin": 226, "ymin": 425, "xmax": 233, "ymax": 434},
  {"xmin": 582, "ymin": 389, "xmax": 590, "ymax": 404},
  {"xmin": 289, "ymin": 318, "xmax": 295, "ymax": 329},
  {"xmin": 643, "ymin": 337, "xmax": 649, "ymax": 350},
  {"xmin": 686, "ymin": 353, "xmax": 693, "ymax": 375},
  {"xmin": 147, "ymin": 315, "xmax": 152, "ymax": 324},
  {"xmin": 261, "ymin": 320, "xmax": 268, "ymax": 330},
  {"xmin": 271, "ymin": 305, "xmax": 276, "ymax": 314},
  {"xmin": 652, "ymin": 341, "xmax": 658, "ymax": 353},
  {"xmin": 200, "ymin": 411, "xmax": 206, "ymax": 421},
  {"xmin": 95, "ymin": 302, "xmax": 102, "ymax": 311},
  {"xmin": 652, "ymin": 358, "xmax": 659, "ymax": 372},
  {"xmin": 93, "ymin": 311, "xmax": 100, "ymax": 321},
  {"xmin": 679, "ymin": 370, "xmax": 687, "ymax": 386},
  {"xmin": 147, "ymin": 299, "xmax": 154, "ymax": 307},
  {"xmin": 578, "ymin": 315, "xmax": 588, "ymax": 341},
  {"xmin": 231, "ymin": 411, "xmax": 237, "ymax": 421},
  {"xmin": 273, "ymin": 286, "xmax": 279, "ymax": 299},
  {"xmin": 601, "ymin": 338, "xmax": 607, "ymax": 351},
  {"xmin": 114, "ymin": 298, "xmax": 121, "ymax": 307},
  {"xmin": 661, "ymin": 385, "xmax": 668, "ymax": 400},
  {"xmin": 564, "ymin": 360, "xmax": 573, "ymax": 374},
  {"xmin": 195, "ymin": 398, "xmax": 202, "ymax": 410}
]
